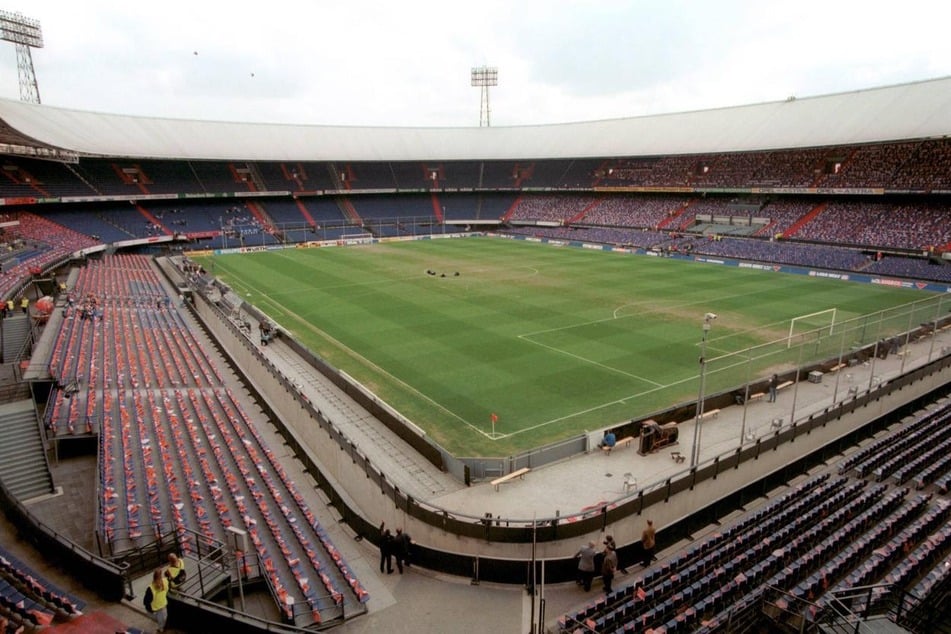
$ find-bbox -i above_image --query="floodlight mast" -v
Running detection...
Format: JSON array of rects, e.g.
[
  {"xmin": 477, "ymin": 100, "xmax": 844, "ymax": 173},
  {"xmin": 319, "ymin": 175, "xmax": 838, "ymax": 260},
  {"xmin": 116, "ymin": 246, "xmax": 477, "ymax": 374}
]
[
  {"xmin": 0, "ymin": 10, "xmax": 43, "ymax": 104},
  {"xmin": 470, "ymin": 65, "xmax": 498, "ymax": 127}
]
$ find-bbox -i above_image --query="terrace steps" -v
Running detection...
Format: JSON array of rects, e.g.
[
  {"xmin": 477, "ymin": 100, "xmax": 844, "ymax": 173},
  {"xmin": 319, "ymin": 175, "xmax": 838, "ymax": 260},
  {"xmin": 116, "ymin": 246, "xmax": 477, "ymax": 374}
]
[
  {"xmin": 784, "ymin": 201, "xmax": 828, "ymax": 237},
  {"xmin": 0, "ymin": 400, "xmax": 53, "ymax": 500}
]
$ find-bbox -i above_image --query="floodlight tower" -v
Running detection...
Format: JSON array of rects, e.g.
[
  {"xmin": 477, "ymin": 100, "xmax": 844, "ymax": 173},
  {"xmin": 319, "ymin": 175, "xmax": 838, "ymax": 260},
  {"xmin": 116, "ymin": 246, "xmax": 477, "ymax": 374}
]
[
  {"xmin": 470, "ymin": 65, "xmax": 498, "ymax": 127},
  {"xmin": 0, "ymin": 10, "xmax": 43, "ymax": 104}
]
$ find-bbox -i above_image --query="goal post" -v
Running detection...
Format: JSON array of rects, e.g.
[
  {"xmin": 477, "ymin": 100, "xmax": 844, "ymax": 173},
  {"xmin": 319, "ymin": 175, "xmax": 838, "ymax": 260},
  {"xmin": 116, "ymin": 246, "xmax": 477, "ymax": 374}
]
[{"xmin": 788, "ymin": 308, "xmax": 837, "ymax": 348}]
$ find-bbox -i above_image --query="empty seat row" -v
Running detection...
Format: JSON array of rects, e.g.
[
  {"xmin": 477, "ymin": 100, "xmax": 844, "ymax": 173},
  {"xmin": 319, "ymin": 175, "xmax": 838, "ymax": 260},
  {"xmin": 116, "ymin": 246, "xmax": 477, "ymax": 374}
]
[
  {"xmin": 838, "ymin": 405, "xmax": 951, "ymax": 476},
  {"xmin": 850, "ymin": 411, "xmax": 951, "ymax": 479},
  {"xmin": 0, "ymin": 547, "xmax": 83, "ymax": 627},
  {"xmin": 561, "ymin": 477, "xmax": 865, "ymax": 631},
  {"xmin": 873, "ymin": 421, "xmax": 951, "ymax": 482},
  {"xmin": 833, "ymin": 496, "xmax": 946, "ymax": 590},
  {"xmin": 45, "ymin": 254, "xmax": 365, "ymax": 627}
]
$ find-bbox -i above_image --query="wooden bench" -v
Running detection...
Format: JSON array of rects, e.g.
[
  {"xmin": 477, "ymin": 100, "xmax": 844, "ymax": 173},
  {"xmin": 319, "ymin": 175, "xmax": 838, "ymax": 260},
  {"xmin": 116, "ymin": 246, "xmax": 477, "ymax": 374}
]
[
  {"xmin": 700, "ymin": 408, "xmax": 720, "ymax": 420},
  {"xmin": 671, "ymin": 451, "xmax": 686, "ymax": 463},
  {"xmin": 827, "ymin": 363, "xmax": 846, "ymax": 373},
  {"xmin": 777, "ymin": 381, "xmax": 794, "ymax": 391},
  {"xmin": 491, "ymin": 467, "xmax": 531, "ymax": 491},
  {"xmin": 602, "ymin": 436, "xmax": 635, "ymax": 454},
  {"xmin": 748, "ymin": 392, "xmax": 766, "ymax": 401}
]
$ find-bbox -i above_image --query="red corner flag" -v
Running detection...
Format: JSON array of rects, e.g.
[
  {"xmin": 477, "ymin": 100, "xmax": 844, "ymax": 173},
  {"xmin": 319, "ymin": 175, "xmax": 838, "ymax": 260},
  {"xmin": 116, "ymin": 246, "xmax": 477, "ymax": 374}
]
[{"xmin": 490, "ymin": 412, "xmax": 498, "ymax": 423}]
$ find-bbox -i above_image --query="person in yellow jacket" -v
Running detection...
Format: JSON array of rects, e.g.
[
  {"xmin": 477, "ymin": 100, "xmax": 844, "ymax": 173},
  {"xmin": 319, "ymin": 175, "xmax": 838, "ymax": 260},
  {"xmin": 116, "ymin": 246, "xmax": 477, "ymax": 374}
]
[
  {"xmin": 19, "ymin": 297, "xmax": 28, "ymax": 314},
  {"xmin": 145, "ymin": 567, "xmax": 170, "ymax": 632},
  {"xmin": 164, "ymin": 552, "xmax": 185, "ymax": 587}
]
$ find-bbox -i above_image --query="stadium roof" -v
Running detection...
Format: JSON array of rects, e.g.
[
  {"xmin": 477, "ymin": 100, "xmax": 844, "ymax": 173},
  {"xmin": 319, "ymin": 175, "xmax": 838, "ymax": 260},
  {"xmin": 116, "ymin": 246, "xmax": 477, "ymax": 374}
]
[{"xmin": 0, "ymin": 76, "xmax": 949, "ymax": 162}]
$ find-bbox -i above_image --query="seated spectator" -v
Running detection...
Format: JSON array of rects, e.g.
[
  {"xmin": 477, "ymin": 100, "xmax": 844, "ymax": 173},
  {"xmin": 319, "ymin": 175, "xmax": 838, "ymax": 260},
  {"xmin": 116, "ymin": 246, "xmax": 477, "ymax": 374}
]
[{"xmin": 599, "ymin": 431, "xmax": 616, "ymax": 450}]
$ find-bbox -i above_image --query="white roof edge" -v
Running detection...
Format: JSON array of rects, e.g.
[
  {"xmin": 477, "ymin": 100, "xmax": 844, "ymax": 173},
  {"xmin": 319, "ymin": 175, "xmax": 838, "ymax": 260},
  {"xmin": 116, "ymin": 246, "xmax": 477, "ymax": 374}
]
[{"xmin": 1, "ymin": 76, "xmax": 950, "ymax": 162}]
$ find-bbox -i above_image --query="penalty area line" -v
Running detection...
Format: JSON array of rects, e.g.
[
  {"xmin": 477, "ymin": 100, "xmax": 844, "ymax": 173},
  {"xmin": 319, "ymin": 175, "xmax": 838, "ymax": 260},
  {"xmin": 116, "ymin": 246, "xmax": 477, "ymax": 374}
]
[
  {"xmin": 502, "ymin": 372, "xmax": 700, "ymax": 439},
  {"xmin": 517, "ymin": 334, "xmax": 664, "ymax": 387}
]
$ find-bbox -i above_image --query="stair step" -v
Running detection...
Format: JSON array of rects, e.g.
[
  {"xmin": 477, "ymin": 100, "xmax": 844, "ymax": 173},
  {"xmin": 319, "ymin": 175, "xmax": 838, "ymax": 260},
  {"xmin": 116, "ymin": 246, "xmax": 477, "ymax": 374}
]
[
  {"xmin": 0, "ymin": 421, "xmax": 35, "ymax": 429},
  {"xmin": 1, "ymin": 459, "xmax": 47, "ymax": 473},
  {"xmin": 0, "ymin": 464, "xmax": 49, "ymax": 483},
  {"xmin": 0, "ymin": 412, "xmax": 36, "ymax": 422},
  {"xmin": 10, "ymin": 481, "xmax": 53, "ymax": 499},
  {"xmin": 0, "ymin": 429, "xmax": 37, "ymax": 439},
  {"xmin": 0, "ymin": 430, "xmax": 41, "ymax": 443},
  {"xmin": 0, "ymin": 436, "xmax": 43, "ymax": 458},
  {"xmin": 0, "ymin": 434, "xmax": 43, "ymax": 446},
  {"xmin": 0, "ymin": 460, "xmax": 47, "ymax": 475},
  {"xmin": 2, "ymin": 444, "xmax": 46, "ymax": 459},
  {"xmin": 0, "ymin": 421, "xmax": 41, "ymax": 431},
  {"xmin": 1, "ymin": 462, "xmax": 50, "ymax": 479},
  {"xmin": 2, "ymin": 478, "xmax": 52, "ymax": 497},
  {"xmin": 0, "ymin": 447, "xmax": 45, "ymax": 463},
  {"xmin": 0, "ymin": 423, "xmax": 39, "ymax": 435},
  {"xmin": 2, "ymin": 481, "xmax": 53, "ymax": 497}
]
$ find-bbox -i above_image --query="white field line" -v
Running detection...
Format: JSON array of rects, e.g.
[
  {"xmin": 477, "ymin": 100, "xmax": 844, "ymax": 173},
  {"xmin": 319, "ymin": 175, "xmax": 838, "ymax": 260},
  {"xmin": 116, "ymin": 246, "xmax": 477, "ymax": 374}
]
[
  {"xmin": 517, "ymin": 335, "xmax": 665, "ymax": 387},
  {"xmin": 502, "ymin": 287, "xmax": 813, "ymax": 438},
  {"xmin": 496, "ymin": 346, "xmax": 773, "ymax": 439},
  {"xmin": 233, "ymin": 278, "xmax": 497, "ymax": 440},
  {"xmin": 224, "ymin": 254, "xmax": 813, "ymax": 441}
]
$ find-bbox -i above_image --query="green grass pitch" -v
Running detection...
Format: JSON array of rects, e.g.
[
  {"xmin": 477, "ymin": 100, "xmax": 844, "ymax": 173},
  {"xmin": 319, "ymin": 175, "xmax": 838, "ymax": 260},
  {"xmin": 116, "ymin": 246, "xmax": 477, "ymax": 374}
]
[{"xmin": 194, "ymin": 237, "xmax": 936, "ymax": 456}]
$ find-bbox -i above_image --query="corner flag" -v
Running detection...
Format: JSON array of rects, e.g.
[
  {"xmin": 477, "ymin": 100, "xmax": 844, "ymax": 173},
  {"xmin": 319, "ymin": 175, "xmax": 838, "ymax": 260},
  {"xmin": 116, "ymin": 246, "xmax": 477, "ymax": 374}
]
[{"xmin": 490, "ymin": 412, "xmax": 498, "ymax": 423}]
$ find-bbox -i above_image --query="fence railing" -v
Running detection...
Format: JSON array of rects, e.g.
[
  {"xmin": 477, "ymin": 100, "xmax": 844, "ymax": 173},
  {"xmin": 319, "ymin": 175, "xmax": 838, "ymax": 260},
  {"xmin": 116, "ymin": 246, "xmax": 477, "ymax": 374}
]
[{"xmin": 0, "ymin": 475, "xmax": 128, "ymax": 602}]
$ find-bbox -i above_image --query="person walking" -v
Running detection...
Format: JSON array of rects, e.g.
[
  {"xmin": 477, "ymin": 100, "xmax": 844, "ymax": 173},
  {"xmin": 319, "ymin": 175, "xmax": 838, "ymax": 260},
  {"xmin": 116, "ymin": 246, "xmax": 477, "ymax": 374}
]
[
  {"xmin": 601, "ymin": 543, "xmax": 617, "ymax": 593},
  {"xmin": 604, "ymin": 534, "xmax": 627, "ymax": 574},
  {"xmin": 395, "ymin": 528, "xmax": 412, "ymax": 573},
  {"xmin": 641, "ymin": 519, "xmax": 656, "ymax": 567},
  {"xmin": 767, "ymin": 374, "xmax": 779, "ymax": 402},
  {"xmin": 379, "ymin": 523, "xmax": 395, "ymax": 574},
  {"xmin": 575, "ymin": 541, "xmax": 597, "ymax": 591},
  {"xmin": 144, "ymin": 567, "xmax": 170, "ymax": 632}
]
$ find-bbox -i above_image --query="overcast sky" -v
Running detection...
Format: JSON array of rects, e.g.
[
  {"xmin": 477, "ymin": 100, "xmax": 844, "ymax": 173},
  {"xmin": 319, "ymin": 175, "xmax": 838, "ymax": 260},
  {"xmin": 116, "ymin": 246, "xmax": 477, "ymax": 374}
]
[{"xmin": 2, "ymin": 1, "xmax": 950, "ymax": 128}]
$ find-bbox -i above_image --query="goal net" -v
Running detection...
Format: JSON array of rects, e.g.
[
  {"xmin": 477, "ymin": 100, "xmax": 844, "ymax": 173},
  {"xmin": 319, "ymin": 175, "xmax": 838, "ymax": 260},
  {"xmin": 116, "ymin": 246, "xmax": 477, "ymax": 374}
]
[{"xmin": 787, "ymin": 308, "xmax": 837, "ymax": 348}]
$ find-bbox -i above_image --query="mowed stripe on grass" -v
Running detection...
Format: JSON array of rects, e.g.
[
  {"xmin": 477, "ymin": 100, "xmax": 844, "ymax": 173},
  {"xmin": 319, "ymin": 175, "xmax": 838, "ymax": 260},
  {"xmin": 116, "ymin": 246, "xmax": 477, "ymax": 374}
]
[{"xmin": 196, "ymin": 238, "xmax": 931, "ymax": 455}]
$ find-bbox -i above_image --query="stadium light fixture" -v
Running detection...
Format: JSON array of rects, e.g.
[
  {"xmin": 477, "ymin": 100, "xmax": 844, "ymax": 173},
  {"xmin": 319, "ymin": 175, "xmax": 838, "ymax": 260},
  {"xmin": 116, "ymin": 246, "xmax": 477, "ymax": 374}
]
[
  {"xmin": 470, "ymin": 65, "xmax": 498, "ymax": 127},
  {"xmin": 0, "ymin": 10, "xmax": 43, "ymax": 103}
]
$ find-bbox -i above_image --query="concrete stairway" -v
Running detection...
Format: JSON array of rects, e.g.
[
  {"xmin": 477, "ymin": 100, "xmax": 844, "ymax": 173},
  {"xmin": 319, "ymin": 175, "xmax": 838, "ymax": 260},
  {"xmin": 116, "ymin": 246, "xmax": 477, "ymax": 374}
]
[
  {"xmin": 0, "ymin": 399, "xmax": 53, "ymax": 500},
  {"xmin": 1, "ymin": 313, "xmax": 33, "ymax": 363}
]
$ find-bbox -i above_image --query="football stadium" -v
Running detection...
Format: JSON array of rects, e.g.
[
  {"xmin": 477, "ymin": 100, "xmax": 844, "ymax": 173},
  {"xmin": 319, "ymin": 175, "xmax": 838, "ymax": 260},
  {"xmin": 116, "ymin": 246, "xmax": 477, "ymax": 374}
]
[{"xmin": 0, "ymin": 11, "xmax": 950, "ymax": 634}]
